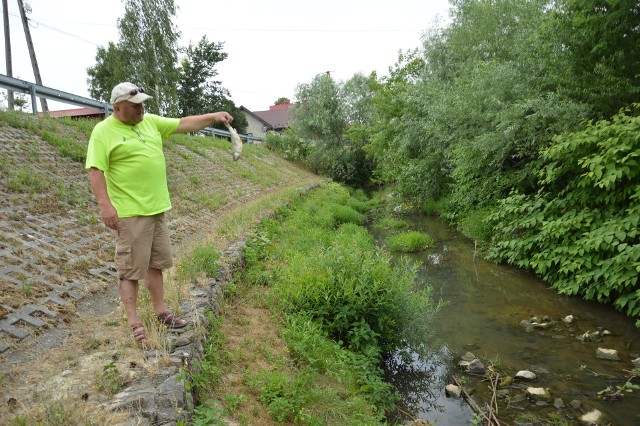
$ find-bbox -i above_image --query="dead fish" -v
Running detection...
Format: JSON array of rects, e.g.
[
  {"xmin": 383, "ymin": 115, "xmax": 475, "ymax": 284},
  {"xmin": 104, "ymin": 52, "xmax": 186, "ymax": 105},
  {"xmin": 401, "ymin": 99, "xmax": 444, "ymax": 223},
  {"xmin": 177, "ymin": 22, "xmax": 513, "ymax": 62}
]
[{"xmin": 225, "ymin": 123, "xmax": 243, "ymax": 161}]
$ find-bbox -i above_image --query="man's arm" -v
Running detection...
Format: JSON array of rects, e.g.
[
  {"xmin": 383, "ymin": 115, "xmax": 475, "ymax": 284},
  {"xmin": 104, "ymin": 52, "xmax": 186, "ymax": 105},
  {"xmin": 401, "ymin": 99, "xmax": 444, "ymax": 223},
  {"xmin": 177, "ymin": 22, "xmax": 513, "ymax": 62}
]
[
  {"xmin": 88, "ymin": 167, "xmax": 120, "ymax": 230},
  {"xmin": 175, "ymin": 112, "xmax": 234, "ymax": 134}
]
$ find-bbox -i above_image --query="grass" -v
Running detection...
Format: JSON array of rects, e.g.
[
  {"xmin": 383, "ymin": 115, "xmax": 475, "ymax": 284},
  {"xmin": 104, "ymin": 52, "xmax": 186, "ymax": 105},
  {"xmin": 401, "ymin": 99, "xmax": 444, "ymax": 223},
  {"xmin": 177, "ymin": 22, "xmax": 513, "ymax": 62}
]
[
  {"xmin": 385, "ymin": 230, "xmax": 436, "ymax": 252},
  {"xmin": 190, "ymin": 182, "xmax": 437, "ymax": 424}
]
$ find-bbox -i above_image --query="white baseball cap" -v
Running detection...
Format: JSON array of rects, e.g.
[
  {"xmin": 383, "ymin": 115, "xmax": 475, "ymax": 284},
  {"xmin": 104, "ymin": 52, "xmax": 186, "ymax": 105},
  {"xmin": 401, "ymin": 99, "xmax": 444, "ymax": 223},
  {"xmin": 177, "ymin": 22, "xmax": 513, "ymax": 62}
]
[{"xmin": 110, "ymin": 82, "xmax": 152, "ymax": 104}]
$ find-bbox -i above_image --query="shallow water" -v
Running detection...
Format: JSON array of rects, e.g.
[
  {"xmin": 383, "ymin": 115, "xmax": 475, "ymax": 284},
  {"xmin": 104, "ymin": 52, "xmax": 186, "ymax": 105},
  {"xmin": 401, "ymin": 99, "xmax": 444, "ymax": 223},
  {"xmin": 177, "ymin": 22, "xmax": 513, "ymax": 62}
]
[{"xmin": 376, "ymin": 215, "xmax": 640, "ymax": 425}]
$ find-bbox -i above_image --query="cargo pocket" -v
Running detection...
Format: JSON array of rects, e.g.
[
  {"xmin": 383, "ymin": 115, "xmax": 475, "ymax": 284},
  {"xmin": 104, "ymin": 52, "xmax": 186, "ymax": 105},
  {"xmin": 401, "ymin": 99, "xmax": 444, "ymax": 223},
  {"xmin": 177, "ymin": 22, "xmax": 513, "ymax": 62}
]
[{"xmin": 115, "ymin": 244, "xmax": 133, "ymax": 272}]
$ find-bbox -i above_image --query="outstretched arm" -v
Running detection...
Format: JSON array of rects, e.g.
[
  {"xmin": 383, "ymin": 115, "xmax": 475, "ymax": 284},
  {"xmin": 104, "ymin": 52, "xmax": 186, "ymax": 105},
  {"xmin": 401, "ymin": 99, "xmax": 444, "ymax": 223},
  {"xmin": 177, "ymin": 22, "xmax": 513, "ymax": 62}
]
[{"xmin": 175, "ymin": 112, "xmax": 234, "ymax": 134}]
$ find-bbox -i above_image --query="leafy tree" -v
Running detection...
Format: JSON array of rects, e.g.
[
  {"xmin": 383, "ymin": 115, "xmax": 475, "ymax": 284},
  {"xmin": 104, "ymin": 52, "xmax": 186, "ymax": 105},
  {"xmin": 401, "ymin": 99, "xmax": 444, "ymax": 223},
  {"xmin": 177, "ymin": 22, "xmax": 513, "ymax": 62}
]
[
  {"xmin": 547, "ymin": 0, "xmax": 640, "ymax": 118},
  {"xmin": 274, "ymin": 97, "xmax": 290, "ymax": 105},
  {"xmin": 117, "ymin": 0, "xmax": 181, "ymax": 115},
  {"xmin": 86, "ymin": 42, "xmax": 129, "ymax": 102},
  {"xmin": 340, "ymin": 73, "xmax": 377, "ymax": 126},
  {"xmin": 292, "ymin": 74, "xmax": 345, "ymax": 145},
  {"xmin": 87, "ymin": 0, "xmax": 181, "ymax": 114},
  {"xmin": 177, "ymin": 36, "xmax": 247, "ymax": 132},
  {"xmin": 290, "ymin": 73, "xmax": 377, "ymax": 186}
]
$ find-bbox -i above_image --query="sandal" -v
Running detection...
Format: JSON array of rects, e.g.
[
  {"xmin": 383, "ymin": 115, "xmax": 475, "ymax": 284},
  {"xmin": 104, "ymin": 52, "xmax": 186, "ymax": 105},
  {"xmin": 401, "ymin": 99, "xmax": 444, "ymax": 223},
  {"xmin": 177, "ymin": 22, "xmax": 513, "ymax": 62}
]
[
  {"xmin": 130, "ymin": 322, "xmax": 149, "ymax": 344},
  {"xmin": 156, "ymin": 312, "xmax": 188, "ymax": 329}
]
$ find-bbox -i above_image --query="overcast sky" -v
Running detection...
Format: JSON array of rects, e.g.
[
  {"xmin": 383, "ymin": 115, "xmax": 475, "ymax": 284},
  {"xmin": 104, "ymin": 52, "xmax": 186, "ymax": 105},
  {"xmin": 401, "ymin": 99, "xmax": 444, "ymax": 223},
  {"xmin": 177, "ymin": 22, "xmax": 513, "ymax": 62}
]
[{"xmin": 1, "ymin": 0, "xmax": 451, "ymax": 112}]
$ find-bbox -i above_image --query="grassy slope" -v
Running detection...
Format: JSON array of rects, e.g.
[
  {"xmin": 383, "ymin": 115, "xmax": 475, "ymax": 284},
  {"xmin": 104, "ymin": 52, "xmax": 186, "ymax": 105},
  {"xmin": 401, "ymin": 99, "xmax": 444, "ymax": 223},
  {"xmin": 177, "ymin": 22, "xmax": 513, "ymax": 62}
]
[{"xmin": 0, "ymin": 110, "xmax": 322, "ymax": 424}]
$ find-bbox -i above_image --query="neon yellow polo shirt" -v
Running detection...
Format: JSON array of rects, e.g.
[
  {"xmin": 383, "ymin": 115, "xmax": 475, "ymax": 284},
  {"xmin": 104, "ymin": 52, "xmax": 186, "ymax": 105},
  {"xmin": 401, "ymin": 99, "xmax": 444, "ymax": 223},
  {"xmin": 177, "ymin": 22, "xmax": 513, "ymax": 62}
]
[{"xmin": 85, "ymin": 114, "xmax": 180, "ymax": 218}]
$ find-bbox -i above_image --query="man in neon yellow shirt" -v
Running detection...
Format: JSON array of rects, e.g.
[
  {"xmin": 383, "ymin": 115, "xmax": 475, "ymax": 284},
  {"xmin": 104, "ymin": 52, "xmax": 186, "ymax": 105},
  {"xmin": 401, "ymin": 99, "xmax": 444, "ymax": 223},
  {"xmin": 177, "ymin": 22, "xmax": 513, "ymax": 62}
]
[{"xmin": 86, "ymin": 82, "xmax": 233, "ymax": 344}]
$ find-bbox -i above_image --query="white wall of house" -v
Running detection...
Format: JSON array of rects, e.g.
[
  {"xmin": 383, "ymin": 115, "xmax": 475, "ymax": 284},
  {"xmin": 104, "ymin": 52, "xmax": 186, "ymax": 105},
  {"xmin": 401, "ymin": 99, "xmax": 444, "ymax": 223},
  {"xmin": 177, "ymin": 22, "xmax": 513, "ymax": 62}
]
[{"xmin": 245, "ymin": 114, "xmax": 268, "ymax": 140}]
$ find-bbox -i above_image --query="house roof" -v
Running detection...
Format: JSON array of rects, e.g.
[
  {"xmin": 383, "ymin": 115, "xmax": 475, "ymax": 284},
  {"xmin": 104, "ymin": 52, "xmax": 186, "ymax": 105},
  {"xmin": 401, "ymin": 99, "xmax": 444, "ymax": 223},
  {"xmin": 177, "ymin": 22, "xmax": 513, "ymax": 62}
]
[
  {"xmin": 41, "ymin": 107, "xmax": 105, "ymax": 118},
  {"xmin": 242, "ymin": 103, "xmax": 293, "ymax": 130}
]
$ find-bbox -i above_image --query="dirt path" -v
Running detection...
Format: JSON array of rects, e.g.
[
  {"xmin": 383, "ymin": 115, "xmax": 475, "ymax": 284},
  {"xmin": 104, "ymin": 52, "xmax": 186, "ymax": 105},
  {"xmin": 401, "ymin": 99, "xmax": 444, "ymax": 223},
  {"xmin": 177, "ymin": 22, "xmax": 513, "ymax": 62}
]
[{"xmin": 0, "ymin": 120, "xmax": 322, "ymax": 423}]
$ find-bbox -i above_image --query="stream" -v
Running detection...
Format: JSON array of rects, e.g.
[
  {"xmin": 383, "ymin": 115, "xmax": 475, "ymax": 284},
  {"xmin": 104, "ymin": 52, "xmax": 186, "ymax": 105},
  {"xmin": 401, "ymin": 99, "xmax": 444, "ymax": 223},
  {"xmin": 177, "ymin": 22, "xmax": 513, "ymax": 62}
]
[{"xmin": 374, "ymin": 215, "xmax": 640, "ymax": 425}]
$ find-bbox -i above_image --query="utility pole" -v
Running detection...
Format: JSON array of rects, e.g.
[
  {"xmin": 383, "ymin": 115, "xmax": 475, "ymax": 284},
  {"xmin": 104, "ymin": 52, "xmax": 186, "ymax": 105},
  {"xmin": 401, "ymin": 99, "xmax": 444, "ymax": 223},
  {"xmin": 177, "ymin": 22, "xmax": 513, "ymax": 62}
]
[
  {"xmin": 17, "ymin": 0, "xmax": 47, "ymax": 114},
  {"xmin": 2, "ymin": 0, "xmax": 14, "ymax": 110}
]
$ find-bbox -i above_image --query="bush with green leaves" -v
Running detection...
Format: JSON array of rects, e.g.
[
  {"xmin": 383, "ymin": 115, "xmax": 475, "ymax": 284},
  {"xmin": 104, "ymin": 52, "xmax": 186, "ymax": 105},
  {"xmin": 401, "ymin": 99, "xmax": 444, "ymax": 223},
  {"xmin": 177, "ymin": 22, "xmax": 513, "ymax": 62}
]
[
  {"xmin": 264, "ymin": 129, "xmax": 309, "ymax": 163},
  {"xmin": 488, "ymin": 105, "xmax": 640, "ymax": 325}
]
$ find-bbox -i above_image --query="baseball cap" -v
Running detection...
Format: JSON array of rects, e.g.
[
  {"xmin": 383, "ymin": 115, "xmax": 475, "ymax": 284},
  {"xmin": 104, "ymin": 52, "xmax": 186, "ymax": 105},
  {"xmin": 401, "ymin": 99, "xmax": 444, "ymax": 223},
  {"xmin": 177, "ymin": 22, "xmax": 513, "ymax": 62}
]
[{"xmin": 110, "ymin": 82, "xmax": 152, "ymax": 104}]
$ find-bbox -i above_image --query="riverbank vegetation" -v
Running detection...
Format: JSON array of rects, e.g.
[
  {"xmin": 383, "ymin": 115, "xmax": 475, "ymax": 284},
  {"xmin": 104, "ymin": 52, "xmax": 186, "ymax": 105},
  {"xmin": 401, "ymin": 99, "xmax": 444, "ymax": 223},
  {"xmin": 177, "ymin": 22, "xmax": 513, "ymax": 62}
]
[
  {"xmin": 264, "ymin": 0, "xmax": 640, "ymax": 325},
  {"xmin": 191, "ymin": 183, "xmax": 437, "ymax": 424}
]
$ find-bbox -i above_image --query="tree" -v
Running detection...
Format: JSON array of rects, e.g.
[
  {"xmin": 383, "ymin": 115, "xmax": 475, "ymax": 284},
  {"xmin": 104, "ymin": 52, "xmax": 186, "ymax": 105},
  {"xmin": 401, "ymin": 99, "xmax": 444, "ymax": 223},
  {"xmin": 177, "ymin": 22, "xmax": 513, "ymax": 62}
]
[
  {"xmin": 274, "ymin": 97, "xmax": 290, "ymax": 105},
  {"xmin": 292, "ymin": 73, "xmax": 345, "ymax": 145},
  {"xmin": 546, "ymin": 0, "xmax": 640, "ymax": 118},
  {"xmin": 117, "ymin": 0, "xmax": 181, "ymax": 115},
  {"xmin": 340, "ymin": 73, "xmax": 377, "ymax": 126},
  {"xmin": 87, "ymin": 0, "xmax": 181, "ymax": 115},
  {"xmin": 178, "ymin": 37, "xmax": 225, "ymax": 112},
  {"xmin": 86, "ymin": 42, "xmax": 128, "ymax": 102}
]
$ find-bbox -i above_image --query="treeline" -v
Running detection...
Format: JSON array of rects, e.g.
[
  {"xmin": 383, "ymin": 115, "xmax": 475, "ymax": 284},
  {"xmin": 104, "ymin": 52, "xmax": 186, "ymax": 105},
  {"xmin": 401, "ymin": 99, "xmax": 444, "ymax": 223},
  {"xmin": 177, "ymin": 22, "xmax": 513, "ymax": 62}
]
[
  {"xmin": 265, "ymin": 0, "xmax": 640, "ymax": 325},
  {"xmin": 85, "ymin": 0, "xmax": 248, "ymax": 131}
]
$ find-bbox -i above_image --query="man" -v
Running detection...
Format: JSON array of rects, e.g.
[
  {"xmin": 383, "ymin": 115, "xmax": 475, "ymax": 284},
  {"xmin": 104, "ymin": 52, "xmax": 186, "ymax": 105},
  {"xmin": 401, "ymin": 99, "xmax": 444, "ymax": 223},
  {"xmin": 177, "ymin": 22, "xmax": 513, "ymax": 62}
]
[{"xmin": 86, "ymin": 82, "xmax": 233, "ymax": 344}]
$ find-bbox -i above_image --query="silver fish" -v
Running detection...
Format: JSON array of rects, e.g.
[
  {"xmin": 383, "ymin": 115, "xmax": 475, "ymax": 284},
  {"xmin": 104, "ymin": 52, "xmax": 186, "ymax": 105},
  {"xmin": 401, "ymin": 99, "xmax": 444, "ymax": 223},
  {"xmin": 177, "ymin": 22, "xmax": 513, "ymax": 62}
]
[{"xmin": 225, "ymin": 123, "xmax": 243, "ymax": 161}]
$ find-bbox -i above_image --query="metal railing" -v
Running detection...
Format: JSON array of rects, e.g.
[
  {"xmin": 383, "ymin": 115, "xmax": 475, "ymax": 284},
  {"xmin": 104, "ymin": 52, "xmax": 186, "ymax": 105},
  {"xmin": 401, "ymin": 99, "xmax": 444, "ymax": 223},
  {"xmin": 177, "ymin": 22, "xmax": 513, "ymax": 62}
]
[
  {"xmin": 0, "ymin": 73, "xmax": 262, "ymax": 143},
  {"xmin": 198, "ymin": 127, "xmax": 262, "ymax": 144},
  {"xmin": 0, "ymin": 74, "xmax": 112, "ymax": 116}
]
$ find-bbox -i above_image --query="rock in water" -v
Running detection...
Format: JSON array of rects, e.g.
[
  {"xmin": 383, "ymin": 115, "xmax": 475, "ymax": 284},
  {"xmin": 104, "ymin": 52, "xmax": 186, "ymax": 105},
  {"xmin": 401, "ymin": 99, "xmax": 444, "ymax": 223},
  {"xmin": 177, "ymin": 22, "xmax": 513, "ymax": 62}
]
[
  {"xmin": 225, "ymin": 123, "xmax": 243, "ymax": 161},
  {"xmin": 515, "ymin": 370, "xmax": 537, "ymax": 381},
  {"xmin": 595, "ymin": 347, "xmax": 620, "ymax": 361}
]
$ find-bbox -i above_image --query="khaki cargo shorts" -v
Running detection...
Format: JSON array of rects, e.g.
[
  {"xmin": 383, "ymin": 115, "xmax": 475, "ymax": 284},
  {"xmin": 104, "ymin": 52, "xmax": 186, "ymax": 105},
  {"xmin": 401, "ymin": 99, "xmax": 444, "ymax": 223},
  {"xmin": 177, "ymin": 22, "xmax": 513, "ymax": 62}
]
[{"xmin": 115, "ymin": 212, "xmax": 173, "ymax": 281}]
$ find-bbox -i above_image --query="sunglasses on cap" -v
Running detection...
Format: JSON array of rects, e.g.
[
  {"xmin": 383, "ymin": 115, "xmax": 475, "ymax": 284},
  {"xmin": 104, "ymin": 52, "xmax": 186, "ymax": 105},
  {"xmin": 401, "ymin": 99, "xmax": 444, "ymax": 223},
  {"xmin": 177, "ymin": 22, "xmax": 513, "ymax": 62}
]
[
  {"xmin": 113, "ymin": 86, "xmax": 146, "ymax": 103},
  {"xmin": 128, "ymin": 87, "xmax": 145, "ymax": 96}
]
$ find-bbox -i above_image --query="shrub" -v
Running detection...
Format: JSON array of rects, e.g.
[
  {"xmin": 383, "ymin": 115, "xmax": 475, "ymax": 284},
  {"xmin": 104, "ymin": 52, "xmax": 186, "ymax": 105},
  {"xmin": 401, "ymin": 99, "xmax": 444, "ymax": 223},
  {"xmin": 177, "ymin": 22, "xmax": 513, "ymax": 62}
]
[
  {"xmin": 276, "ymin": 225, "xmax": 431, "ymax": 355},
  {"xmin": 488, "ymin": 105, "xmax": 640, "ymax": 325},
  {"xmin": 330, "ymin": 204, "xmax": 365, "ymax": 225}
]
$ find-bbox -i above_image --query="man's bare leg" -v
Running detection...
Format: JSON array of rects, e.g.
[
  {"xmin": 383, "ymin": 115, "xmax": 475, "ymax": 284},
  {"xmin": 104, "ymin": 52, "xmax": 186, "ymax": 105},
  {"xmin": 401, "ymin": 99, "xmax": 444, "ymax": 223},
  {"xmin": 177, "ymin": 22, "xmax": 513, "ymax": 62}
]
[
  {"xmin": 119, "ymin": 277, "xmax": 141, "ymax": 326},
  {"xmin": 144, "ymin": 267, "xmax": 169, "ymax": 315}
]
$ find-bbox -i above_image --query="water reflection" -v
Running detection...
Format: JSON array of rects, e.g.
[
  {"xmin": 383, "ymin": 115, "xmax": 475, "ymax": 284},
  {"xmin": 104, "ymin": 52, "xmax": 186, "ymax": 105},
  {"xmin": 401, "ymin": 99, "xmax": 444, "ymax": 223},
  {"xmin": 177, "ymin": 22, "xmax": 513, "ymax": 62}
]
[
  {"xmin": 374, "ymin": 214, "xmax": 640, "ymax": 425},
  {"xmin": 385, "ymin": 346, "xmax": 474, "ymax": 425}
]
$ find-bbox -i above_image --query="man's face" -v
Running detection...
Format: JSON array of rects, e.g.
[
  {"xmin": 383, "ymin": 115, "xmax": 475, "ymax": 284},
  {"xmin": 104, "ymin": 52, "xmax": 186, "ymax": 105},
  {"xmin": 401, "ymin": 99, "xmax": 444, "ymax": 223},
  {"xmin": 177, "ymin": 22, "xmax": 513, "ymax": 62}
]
[{"xmin": 114, "ymin": 101, "xmax": 145, "ymax": 125}]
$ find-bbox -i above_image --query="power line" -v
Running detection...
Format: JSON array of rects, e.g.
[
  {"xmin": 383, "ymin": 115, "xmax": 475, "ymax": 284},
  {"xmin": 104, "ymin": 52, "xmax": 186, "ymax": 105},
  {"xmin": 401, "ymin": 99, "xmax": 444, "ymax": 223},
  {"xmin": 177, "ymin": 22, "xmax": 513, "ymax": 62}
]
[{"xmin": 6, "ymin": 11, "xmax": 101, "ymax": 46}]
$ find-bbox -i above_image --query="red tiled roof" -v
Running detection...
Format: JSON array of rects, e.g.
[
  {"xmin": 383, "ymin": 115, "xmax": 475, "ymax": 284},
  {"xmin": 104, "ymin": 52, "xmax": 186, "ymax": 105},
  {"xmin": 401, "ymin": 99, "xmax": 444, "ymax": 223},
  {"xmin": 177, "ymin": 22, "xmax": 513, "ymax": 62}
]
[
  {"xmin": 269, "ymin": 102, "xmax": 292, "ymax": 111},
  {"xmin": 43, "ymin": 108, "xmax": 104, "ymax": 118}
]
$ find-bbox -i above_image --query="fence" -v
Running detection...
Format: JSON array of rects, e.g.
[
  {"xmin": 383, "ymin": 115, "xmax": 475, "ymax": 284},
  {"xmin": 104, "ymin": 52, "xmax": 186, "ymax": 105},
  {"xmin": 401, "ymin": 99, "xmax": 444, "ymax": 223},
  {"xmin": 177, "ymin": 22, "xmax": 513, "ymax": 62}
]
[{"xmin": 0, "ymin": 73, "xmax": 261, "ymax": 143}]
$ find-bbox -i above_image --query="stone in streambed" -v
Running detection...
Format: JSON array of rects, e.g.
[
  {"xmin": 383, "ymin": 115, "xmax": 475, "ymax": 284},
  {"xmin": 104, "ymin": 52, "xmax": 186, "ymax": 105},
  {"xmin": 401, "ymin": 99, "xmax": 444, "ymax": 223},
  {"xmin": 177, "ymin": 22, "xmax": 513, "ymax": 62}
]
[
  {"xmin": 526, "ymin": 387, "xmax": 551, "ymax": 402},
  {"xmin": 515, "ymin": 370, "xmax": 537, "ymax": 381},
  {"xmin": 595, "ymin": 347, "xmax": 620, "ymax": 361}
]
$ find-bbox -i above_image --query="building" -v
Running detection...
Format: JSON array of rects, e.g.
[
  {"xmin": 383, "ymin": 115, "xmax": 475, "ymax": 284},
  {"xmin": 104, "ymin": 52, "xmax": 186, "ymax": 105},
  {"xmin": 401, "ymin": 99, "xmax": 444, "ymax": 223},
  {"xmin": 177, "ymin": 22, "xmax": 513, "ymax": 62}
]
[
  {"xmin": 39, "ymin": 107, "xmax": 105, "ymax": 120},
  {"xmin": 241, "ymin": 102, "xmax": 293, "ymax": 141}
]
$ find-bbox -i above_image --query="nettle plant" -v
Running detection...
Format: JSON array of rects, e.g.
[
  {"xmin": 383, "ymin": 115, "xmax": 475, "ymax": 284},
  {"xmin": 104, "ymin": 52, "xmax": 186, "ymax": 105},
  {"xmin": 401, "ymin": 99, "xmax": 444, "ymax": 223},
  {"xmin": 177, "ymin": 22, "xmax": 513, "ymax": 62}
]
[{"xmin": 488, "ymin": 104, "xmax": 640, "ymax": 325}]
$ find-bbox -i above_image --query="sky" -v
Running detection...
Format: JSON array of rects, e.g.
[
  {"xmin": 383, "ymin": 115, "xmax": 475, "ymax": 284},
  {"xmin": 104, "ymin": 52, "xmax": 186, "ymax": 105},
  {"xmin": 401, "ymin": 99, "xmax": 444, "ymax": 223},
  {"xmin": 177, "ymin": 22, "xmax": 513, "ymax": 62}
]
[{"xmin": 1, "ymin": 0, "xmax": 451, "ymax": 112}]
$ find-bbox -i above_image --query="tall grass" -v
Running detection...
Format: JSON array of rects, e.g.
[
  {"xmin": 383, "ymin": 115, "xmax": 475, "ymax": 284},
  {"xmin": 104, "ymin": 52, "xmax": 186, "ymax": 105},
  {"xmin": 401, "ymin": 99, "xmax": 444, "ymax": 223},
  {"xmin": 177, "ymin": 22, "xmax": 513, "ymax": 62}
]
[{"xmin": 239, "ymin": 182, "xmax": 435, "ymax": 418}]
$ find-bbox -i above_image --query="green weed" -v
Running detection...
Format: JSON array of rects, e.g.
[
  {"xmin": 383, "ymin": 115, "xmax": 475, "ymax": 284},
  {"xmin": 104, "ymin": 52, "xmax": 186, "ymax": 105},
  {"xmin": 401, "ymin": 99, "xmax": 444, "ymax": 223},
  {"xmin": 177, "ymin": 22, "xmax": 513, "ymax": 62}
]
[
  {"xmin": 386, "ymin": 230, "xmax": 436, "ymax": 252},
  {"xmin": 373, "ymin": 217, "xmax": 409, "ymax": 230},
  {"xmin": 7, "ymin": 167, "xmax": 49, "ymax": 193},
  {"xmin": 177, "ymin": 245, "xmax": 221, "ymax": 282},
  {"xmin": 95, "ymin": 362, "xmax": 124, "ymax": 394}
]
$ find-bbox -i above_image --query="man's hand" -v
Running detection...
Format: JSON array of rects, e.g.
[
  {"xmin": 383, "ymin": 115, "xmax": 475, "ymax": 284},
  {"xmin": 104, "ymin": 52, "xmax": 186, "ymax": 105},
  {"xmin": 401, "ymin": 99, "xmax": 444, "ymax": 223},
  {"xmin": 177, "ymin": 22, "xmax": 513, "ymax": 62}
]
[
  {"xmin": 99, "ymin": 202, "xmax": 120, "ymax": 230},
  {"xmin": 212, "ymin": 111, "xmax": 234, "ymax": 126},
  {"xmin": 176, "ymin": 111, "xmax": 235, "ymax": 134},
  {"xmin": 88, "ymin": 167, "xmax": 120, "ymax": 230}
]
